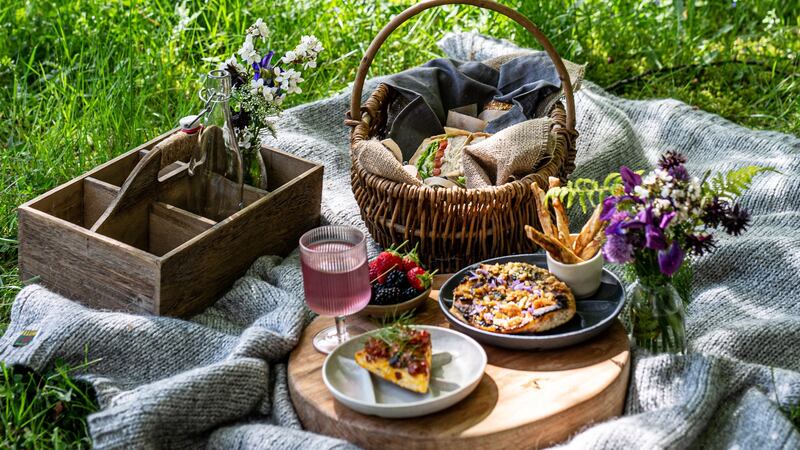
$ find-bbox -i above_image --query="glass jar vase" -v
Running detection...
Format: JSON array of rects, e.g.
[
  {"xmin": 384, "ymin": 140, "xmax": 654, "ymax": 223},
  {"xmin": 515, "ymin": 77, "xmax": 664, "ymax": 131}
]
[{"xmin": 626, "ymin": 278, "xmax": 687, "ymax": 354}]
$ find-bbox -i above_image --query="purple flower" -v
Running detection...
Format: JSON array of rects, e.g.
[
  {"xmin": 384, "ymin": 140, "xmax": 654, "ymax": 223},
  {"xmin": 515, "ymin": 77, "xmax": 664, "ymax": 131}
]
[
  {"xmin": 645, "ymin": 225, "xmax": 667, "ymax": 250},
  {"xmin": 619, "ymin": 166, "xmax": 642, "ymax": 194},
  {"xmin": 606, "ymin": 211, "xmax": 633, "ymax": 236},
  {"xmin": 252, "ymin": 50, "xmax": 275, "ymax": 82},
  {"xmin": 602, "ymin": 234, "xmax": 634, "ymax": 264},
  {"xmin": 657, "ymin": 241, "xmax": 684, "ymax": 276},
  {"xmin": 659, "ymin": 211, "xmax": 676, "ymax": 229},
  {"xmin": 600, "ymin": 195, "xmax": 641, "ymax": 221}
]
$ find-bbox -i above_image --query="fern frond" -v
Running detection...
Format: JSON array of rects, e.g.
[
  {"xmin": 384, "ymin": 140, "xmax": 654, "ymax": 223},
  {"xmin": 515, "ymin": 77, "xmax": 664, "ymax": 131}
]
[
  {"xmin": 707, "ymin": 166, "xmax": 776, "ymax": 199},
  {"xmin": 544, "ymin": 175, "xmax": 622, "ymax": 213}
]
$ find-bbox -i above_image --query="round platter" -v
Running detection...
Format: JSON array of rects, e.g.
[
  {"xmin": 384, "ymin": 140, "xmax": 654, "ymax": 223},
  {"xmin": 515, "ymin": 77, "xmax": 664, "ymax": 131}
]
[
  {"xmin": 287, "ymin": 275, "xmax": 631, "ymax": 450},
  {"xmin": 439, "ymin": 254, "xmax": 625, "ymax": 350}
]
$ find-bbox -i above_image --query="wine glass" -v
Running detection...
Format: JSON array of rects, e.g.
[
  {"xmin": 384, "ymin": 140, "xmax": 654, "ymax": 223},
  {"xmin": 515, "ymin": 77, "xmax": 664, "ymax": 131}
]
[{"xmin": 299, "ymin": 226, "xmax": 371, "ymax": 353}]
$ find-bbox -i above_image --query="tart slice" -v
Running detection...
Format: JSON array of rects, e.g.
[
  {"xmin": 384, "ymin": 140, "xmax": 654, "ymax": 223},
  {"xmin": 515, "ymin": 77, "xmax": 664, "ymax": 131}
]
[{"xmin": 354, "ymin": 324, "xmax": 432, "ymax": 394}]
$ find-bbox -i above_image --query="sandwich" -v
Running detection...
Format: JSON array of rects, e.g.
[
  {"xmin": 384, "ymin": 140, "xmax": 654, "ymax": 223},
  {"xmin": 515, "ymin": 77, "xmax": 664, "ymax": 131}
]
[{"xmin": 410, "ymin": 128, "xmax": 490, "ymax": 185}]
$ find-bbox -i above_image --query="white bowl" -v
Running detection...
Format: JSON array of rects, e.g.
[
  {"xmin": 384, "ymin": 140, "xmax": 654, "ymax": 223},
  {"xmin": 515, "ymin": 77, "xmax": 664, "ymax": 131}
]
[
  {"xmin": 546, "ymin": 242, "xmax": 605, "ymax": 298},
  {"xmin": 322, "ymin": 325, "xmax": 487, "ymax": 418}
]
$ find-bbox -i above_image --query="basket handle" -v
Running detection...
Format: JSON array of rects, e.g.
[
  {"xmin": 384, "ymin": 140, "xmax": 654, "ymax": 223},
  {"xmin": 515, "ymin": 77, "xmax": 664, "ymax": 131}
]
[{"xmin": 348, "ymin": 0, "xmax": 576, "ymax": 133}]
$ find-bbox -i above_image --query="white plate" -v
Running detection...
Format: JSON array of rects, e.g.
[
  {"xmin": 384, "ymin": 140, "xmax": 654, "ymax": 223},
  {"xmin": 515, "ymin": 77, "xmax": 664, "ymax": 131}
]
[{"xmin": 322, "ymin": 325, "xmax": 487, "ymax": 418}]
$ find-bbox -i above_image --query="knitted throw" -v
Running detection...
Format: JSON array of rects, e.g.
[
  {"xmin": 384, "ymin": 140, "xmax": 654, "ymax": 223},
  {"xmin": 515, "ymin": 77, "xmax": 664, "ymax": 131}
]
[{"xmin": 1, "ymin": 33, "xmax": 799, "ymax": 449}]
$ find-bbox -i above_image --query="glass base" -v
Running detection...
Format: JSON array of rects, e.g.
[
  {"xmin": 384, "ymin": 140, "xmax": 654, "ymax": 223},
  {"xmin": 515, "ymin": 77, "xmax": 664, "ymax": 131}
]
[{"xmin": 312, "ymin": 324, "xmax": 366, "ymax": 354}]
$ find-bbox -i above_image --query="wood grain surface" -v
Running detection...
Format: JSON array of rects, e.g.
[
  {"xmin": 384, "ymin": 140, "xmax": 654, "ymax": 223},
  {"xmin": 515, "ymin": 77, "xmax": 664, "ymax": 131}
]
[{"xmin": 288, "ymin": 278, "xmax": 630, "ymax": 450}]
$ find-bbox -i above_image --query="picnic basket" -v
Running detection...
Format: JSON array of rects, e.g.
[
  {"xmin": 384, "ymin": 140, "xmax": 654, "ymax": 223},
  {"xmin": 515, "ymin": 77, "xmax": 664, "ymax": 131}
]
[{"xmin": 347, "ymin": 0, "xmax": 578, "ymax": 272}]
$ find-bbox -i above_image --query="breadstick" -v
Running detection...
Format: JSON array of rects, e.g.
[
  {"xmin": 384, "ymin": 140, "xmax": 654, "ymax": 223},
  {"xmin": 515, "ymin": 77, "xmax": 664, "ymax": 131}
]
[
  {"xmin": 525, "ymin": 225, "xmax": 584, "ymax": 264},
  {"xmin": 548, "ymin": 177, "xmax": 561, "ymax": 189},
  {"xmin": 531, "ymin": 182, "xmax": 555, "ymax": 238},
  {"xmin": 552, "ymin": 197, "xmax": 573, "ymax": 248},
  {"xmin": 578, "ymin": 233, "xmax": 604, "ymax": 260},
  {"xmin": 573, "ymin": 203, "xmax": 603, "ymax": 255}
]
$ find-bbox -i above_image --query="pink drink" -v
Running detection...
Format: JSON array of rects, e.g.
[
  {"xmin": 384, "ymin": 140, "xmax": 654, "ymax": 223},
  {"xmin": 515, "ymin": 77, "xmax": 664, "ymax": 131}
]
[{"xmin": 301, "ymin": 241, "xmax": 371, "ymax": 316}]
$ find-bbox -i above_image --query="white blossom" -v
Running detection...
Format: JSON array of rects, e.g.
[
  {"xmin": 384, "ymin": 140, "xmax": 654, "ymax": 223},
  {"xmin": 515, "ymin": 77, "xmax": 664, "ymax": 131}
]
[
  {"xmin": 237, "ymin": 126, "xmax": 254, "ymax": 150},
  {"xmin": 281, "ymin": 50, "xmax": 297, "ymax": 65},
  {"xmin": 274, "ymin": 67, "xmax": 303, "ymax": 94},
  {"xmin": 250, "ymin": 78, "xmax": 265, "ymax": 95},
  {"xmin": 219, "ymin": 54, "xmax": 246, "ymax": 75},
  {"xmin": 237, "ymin": 34, "xmax": 260, "ymax": 64},
  {"xmin": 248, "ymin": 18, "xmax": 269, "ymax": 40}
]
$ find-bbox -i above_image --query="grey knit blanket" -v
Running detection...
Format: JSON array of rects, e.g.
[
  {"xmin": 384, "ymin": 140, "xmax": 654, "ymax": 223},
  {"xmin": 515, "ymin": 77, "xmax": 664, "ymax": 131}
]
[{"xmin": 2, "ymin": 33, "xmax": 799, "ymax": 449}]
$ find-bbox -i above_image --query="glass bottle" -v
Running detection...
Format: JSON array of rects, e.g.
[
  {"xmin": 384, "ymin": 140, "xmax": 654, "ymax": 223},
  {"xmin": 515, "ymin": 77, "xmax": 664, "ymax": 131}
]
[{"xmin": 189, "ymin": 69, "xmax": 245, "ymax": 221}]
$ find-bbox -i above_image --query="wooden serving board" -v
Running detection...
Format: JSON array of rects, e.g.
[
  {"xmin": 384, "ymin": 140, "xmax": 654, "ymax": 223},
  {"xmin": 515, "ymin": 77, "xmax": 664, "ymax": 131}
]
[{"xmin": 288, "ymin": 276, "xmax": 631, "ymax": 450}]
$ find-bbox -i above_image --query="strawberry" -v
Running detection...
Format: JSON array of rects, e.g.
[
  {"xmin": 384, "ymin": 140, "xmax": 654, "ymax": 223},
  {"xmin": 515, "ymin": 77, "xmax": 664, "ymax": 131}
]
[
  {"xmin": 401, "ymin": 245, "xmax": 421, "ymax": 272},
  {"xmin": 406, "ymin": 267, "xmax": 434, "ymax": 291},
  {"xmin": 374, "ymin": 243, "xmax": 406, "ymax": 275}
]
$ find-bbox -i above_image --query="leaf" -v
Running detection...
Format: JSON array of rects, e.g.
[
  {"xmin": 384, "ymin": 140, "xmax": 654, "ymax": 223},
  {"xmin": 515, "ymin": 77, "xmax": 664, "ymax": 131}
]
[{"xmin": 708, "ymin": 166, "xmax": 777, "ymax": 199}]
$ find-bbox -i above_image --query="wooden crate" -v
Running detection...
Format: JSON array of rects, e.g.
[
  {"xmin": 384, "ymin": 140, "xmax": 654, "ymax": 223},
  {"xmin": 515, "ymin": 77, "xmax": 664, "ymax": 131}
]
[{"xmin": 18, "ymin": 129, "xmax": 323, "ymax": 316}]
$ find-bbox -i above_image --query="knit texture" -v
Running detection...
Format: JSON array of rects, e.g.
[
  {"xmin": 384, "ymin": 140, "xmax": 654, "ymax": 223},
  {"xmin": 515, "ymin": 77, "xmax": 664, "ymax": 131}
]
[{"xmin": 2, "ymin": 32, "xmax": 799, "ymax": 449}]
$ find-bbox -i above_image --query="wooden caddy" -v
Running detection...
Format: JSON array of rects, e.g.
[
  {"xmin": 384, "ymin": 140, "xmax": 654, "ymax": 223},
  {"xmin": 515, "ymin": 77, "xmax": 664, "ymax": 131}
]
[{"xmin": 18, "ymin": 128, "xmax": 323, "ymax": 317}]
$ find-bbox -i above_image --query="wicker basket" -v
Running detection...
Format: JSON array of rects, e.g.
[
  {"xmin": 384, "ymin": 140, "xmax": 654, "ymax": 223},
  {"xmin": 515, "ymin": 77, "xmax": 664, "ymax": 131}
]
[{"xmin": 346, "ymin": 0, "xmax": 578, "ymax": 273}]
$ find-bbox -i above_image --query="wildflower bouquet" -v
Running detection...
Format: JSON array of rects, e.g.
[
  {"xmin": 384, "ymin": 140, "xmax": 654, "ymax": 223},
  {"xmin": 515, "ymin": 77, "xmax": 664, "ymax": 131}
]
[
  {"xmin": 217, "ymin": 19, "xmax": 322, "ymax": 185},
  {"xmin": 549, "ymin": 151, "xmax": 772, "ymax": 353}
]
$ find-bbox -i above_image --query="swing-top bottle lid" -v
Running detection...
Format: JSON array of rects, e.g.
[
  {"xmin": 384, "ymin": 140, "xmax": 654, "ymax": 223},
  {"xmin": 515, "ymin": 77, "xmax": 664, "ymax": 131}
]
[{"xmin": 179, "ymin": 115, "xmax": 202, "ymax": 134}]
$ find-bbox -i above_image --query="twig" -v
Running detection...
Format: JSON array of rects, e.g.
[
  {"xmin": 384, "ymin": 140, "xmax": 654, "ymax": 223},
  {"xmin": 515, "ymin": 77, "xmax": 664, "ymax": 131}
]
[{"xmin": 604, "ymin": 59, "xmax": 795, "ymax": 92}]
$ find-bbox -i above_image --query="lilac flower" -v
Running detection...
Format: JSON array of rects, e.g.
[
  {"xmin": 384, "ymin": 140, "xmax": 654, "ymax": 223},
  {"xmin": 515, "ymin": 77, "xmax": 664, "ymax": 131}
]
[
  {"xmin": 657, "ymin": 241, "xmax": 684, "ymax": 276},
  {"xmin": 619, "ymin": 166, "xmax": 642, "ymax": 194},
  {"xmin": 602, "ymin": 234, "xmax": 634, "ymax": 264}
]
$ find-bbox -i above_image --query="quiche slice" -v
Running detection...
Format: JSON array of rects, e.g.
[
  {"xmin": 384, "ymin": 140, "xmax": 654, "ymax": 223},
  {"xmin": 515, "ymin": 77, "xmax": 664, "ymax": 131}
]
[{"xmin": 354, "ymin": 324, "xmax": 432, "ymax": 394}]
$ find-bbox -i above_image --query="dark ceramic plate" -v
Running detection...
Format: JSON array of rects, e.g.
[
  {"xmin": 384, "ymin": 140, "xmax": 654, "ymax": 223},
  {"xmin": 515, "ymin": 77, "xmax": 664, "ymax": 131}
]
[{"xmin": 438, "ymin": 254, "xmax": 625, "ymax": 350}]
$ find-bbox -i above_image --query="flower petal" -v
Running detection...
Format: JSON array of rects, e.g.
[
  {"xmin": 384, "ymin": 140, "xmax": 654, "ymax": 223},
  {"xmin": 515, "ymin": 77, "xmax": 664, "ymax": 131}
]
[{"xmin": 658, "ymin": 241, "xmax": 684, "ymax": 276}]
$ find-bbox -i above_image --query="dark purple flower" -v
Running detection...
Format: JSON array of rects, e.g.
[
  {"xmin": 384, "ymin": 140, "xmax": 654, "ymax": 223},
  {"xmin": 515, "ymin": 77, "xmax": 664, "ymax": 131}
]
[
  {"xmin": 602, "ymin": 234, "xmax": 634, "ymax": 264},
  {"xmin": 600, "ymin": 196, "xmax": 619, "ymax": 221},
  {"xmin": 231, "ymin": 109, "xmax": 251, "ymax": 129},
  {"xmin": 252, "ymin": 50, "xmax": 275, "ymax": 82},
  {"xmin": 686, "ymin": 234, "xmax": 716, "ymax": 256},
  {"xmin": 658, "ymin": 241, "xmax": 684, "ymax": 276},
  {"xmin": 702, "ymin": 197, "xmax": 728, "ymax": 228},
  {"xmin": 721, "ymin": 203, "xmax": 750, "ymax": 236},
  {"xmin": 619, "ymin": 166, "xmax": 642, "ymax": 194},
  {"xmin": 225, "ymin": 63, "xmax": 247, "ymax": 88},
  {"xmin": 658, "ymin": 151, "xmax": 687, "ymax": 170},
  {"xmin": 668, "ymin": 164, "xmax": 689, "ymax": 181}
]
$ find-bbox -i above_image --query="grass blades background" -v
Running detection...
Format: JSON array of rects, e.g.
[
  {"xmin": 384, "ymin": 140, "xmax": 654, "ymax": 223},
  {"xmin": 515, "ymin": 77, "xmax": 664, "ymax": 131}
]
[{"xmin": 0, "ymin": 0, "xmax": 797, "ymax": 447}]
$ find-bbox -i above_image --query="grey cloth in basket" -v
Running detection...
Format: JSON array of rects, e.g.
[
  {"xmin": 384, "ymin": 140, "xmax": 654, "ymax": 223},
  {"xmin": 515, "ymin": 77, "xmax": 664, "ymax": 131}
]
[
  {"xmin": 2, "ymin": 32, "xmax": 800, "ymax": 449},
  {"xmin": 383, "ymin": 53, "xmax": 561, "ymax": 159}
]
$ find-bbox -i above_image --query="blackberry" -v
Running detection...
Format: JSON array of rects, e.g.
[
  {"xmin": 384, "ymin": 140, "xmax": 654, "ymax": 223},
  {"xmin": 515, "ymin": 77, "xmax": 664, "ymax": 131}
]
[
  {"xmin": 402, "ymin": 286, "xmax": 420, "ymax": 301},
  {"xmin": 372, "ymin": 286, "xmax": 402, "ymax": 305},
  {"xmin": 384, "ymin": 270, "xmax": 408, "ymax": 289}
]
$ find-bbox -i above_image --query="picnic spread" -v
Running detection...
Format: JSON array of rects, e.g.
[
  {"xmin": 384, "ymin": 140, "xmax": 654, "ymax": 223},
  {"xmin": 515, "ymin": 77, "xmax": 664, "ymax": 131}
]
[{"xmin": 3, "ymin": 9, "xmax": 800, "ymax": 450}]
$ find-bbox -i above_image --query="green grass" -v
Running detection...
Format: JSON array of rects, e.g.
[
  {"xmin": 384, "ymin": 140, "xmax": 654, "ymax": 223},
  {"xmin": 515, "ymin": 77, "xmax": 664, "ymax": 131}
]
[
  {"xmin": 0, "ymin": 360, "xmax": 98, "ymax": 448},
  {"xmin": 0, "ymin": 0, "xmax": 797, "ymax": 446}
]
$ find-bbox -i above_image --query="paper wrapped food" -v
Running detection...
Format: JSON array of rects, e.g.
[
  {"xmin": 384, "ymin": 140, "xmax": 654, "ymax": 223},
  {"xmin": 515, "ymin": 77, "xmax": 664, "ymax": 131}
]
[{"xmin": 409, "ymin": 128, "xmax": 490, "ymax": 187}]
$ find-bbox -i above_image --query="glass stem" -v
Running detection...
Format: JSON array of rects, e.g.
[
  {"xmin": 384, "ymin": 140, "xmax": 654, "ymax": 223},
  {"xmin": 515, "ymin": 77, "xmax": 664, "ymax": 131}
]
[{"xmin": 334, "ymin": 316, "xmax": 348, "ymax": 343}]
